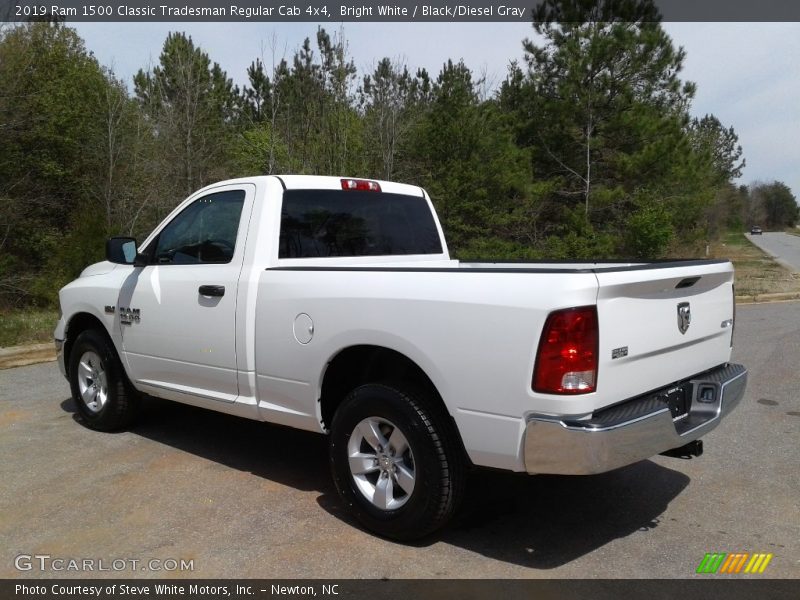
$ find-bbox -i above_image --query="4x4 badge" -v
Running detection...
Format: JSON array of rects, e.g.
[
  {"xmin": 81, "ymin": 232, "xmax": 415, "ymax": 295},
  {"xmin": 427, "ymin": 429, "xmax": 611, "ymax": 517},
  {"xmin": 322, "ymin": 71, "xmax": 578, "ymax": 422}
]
[{"xmin": 677, "ymin": 302, "xmax": 691, "ymax": 334}]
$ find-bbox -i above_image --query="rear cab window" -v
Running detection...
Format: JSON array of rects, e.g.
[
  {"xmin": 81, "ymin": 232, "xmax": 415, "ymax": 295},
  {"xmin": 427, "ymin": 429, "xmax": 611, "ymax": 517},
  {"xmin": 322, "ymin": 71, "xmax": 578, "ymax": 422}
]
[{"xmin": 279, "ymin": 189, "xmax": 443, "ymax": 259}]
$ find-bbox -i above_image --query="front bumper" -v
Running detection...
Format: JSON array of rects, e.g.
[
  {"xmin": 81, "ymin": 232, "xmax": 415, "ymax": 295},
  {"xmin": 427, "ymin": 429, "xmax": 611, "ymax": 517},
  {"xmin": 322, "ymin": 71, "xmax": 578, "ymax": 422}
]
[{"xmin": 523, "ymin": 363, "xmax": 747, "ymax": 475}]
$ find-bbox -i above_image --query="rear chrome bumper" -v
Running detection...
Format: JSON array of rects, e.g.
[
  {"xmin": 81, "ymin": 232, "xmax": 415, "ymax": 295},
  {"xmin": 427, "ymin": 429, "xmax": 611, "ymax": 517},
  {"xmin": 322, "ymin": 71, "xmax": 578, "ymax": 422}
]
[{"xmin": 524, "ymin": 363, "xmax": 747, "ymax": 475}]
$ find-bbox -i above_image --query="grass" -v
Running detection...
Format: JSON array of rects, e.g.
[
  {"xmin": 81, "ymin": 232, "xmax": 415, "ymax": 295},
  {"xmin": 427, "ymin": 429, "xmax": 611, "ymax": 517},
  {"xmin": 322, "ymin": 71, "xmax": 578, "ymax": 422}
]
[
  {"xmin": 0, "ymin": 308, "xmax": 59, "ymax": 348},
  {"xmin": 709, "ymin": 231, "xmax": 800, "ymax": 298}
]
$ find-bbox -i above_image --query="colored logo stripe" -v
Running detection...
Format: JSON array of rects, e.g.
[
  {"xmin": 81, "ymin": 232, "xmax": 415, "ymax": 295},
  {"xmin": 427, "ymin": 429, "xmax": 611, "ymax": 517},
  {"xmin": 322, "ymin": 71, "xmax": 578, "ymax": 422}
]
[
  {"xmin": 697, "ymin": 553, "xmax": 726, "ymax": 573},
  {"xmin": 745, "ymin": 553, "xmax": 773, "ymax": 574},
  {"xmin": 696, "ymin": 553, "xmax": 773, "ymax": 574},
  {"xmin": 719, "ymin": 553, "xmax": 748, "ymax": 573}
]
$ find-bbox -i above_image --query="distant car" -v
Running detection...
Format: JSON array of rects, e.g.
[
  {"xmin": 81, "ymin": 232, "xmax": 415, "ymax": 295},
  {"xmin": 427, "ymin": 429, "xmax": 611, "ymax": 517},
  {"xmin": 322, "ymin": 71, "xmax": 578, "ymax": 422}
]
[{"xmin": 750, "ymin": 226, "xmax": 762, "ymax": 235}]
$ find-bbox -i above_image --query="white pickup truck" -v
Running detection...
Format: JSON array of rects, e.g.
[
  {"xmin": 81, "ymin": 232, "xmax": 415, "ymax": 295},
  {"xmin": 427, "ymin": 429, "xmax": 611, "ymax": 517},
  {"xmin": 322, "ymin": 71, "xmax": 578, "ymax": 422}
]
[{"xmin": 55, "ymin": 175, "xmax": 747, "ymax": 539}]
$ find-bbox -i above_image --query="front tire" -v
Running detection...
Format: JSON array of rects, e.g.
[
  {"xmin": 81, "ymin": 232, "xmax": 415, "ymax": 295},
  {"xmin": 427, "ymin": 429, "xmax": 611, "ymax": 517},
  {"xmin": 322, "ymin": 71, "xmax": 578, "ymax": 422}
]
[
  {"xmin": 69, "ymin": 329, "xmax": 139, "ymax": 431},
  {"xmin": 329, "ymin": 383, "xmax": 464, "ymax": 540}
]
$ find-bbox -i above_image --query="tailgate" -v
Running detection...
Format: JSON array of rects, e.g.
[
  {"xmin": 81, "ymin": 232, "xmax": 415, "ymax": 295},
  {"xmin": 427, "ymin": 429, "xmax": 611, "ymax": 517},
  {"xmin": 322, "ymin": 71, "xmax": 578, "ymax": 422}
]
[{"xmin": 593, "ymin": 261, "xmax": 735, "ymax": 410}]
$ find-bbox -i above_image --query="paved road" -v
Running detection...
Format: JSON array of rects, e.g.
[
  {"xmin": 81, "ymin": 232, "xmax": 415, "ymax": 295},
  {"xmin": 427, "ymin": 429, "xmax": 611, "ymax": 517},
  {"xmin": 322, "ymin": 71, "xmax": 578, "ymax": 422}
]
[
  {"xmin": 2, "ymin": 303, "xmax": 799, "ymax": 579},
  {"xmin": 747, "ymin": 232, "xmax": 800, "ymax": 272}
]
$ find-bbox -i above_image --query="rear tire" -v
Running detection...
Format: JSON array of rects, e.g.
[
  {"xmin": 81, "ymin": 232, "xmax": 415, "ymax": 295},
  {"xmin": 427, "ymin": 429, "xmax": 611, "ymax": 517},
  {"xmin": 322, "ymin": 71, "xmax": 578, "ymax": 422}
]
[
  {"xmin": 329, "ymin": 383, "xmax": 464, "ymax": 540},
  {"xmin": 69, "ymin": 329, "xmax": 139, "ymax": 431}
]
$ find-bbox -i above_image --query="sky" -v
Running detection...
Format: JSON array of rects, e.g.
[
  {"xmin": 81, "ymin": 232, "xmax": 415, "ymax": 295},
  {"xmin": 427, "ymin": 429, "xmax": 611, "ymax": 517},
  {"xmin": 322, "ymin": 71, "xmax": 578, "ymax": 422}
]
[{"xmin": 71, "ymin": 21, "xmax": 800, "ymax": 201}]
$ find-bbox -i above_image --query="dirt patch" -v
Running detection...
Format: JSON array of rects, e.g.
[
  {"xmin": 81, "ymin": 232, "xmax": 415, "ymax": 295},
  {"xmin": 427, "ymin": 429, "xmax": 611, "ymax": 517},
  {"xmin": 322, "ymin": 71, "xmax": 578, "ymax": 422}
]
[
  {"xmin": 711, "ymin": 232, "xmax": 800, "ymax": 297},
  {"xmin": 0, "ymin": 343, "xmax": 56, "ymax": 370}
]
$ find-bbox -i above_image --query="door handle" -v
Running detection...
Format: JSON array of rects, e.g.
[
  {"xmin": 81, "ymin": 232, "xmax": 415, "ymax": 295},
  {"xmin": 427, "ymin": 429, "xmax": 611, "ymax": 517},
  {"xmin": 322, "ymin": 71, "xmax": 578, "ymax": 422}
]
[{"xmin": 199, "ymin": 285, "xmax": 225, "ymax": 297}]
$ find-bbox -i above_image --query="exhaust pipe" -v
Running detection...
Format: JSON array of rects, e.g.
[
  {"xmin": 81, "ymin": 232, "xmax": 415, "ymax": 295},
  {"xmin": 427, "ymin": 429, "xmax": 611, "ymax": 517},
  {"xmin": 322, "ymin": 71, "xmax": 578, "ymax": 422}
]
[{"xmin": 660, "ymin": 439, "xmax": 703, "ymax": 459}]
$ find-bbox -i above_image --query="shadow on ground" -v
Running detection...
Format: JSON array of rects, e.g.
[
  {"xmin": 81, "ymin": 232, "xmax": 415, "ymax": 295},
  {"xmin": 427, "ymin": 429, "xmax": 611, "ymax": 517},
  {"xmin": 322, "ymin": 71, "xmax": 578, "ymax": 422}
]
[
  {"xmin": 317, "ymin": 458, "xmax": 689, "ymax": 568},
  {"xmin": 61, "ymin": 395, "xmax": 331, "ymax": 495},
  {"xmin": 440, "ymin": 461, "xmax": 688, "ymax": 568},
  {"xmin": 61, "ymin": 395, "xmax": 690, "ymax": 570}
]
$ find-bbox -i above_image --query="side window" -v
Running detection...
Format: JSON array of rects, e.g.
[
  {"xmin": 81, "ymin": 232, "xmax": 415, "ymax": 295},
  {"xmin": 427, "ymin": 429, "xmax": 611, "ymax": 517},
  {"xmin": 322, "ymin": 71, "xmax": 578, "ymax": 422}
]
[{"xmin": 153, "ymin": 190, "xmax": 245, "ymax": 265}]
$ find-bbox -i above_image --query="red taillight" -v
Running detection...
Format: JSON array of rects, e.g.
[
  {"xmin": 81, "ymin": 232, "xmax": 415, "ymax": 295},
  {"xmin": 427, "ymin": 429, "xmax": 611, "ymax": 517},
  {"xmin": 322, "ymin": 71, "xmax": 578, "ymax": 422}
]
[
  {"xmin": 341, "ymin": 178, "xmax": 381, "ymax": 192},
  {"xmin": 532, "ymin": 306, "xmax": 598, "ymax": 394}
]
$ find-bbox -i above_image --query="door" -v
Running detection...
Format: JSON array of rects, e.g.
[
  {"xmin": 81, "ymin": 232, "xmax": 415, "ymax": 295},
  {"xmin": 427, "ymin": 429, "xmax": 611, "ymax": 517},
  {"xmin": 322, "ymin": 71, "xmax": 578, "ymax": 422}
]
[{"xmin": 119, "ymin": 185, "xmax": 253, "ymax": 402}]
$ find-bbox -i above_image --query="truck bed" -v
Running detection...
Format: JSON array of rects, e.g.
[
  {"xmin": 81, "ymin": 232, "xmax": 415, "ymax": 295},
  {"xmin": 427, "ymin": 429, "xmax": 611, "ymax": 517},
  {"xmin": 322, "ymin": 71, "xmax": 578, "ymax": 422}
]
[{"xmin": 256, "ymin": 258, "xmax": 735, "ymax": 470}]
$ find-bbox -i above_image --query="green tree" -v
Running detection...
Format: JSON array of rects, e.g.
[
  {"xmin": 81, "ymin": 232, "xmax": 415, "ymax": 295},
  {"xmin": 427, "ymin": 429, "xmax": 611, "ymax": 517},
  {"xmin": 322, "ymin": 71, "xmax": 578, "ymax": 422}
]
[
  {"xmin": 235, "ymin": 46, "xmax": 292, "ymax": 176},
  {"xmin": 705, "ymin": 183, "xmax": 749, "ymax": 235},
  {"xmin": 624, "ymin": 201, "xmax": 674, "ymax": 258},
  {"xmin": 360, "ymin": 58, "xmax": 414, "ymax": 179},
  {"xmin": 499, "ymin": 0, "xmax": 738, "ymax": 257},
  {"xmin": 359, "ymin": 59, "xmax": 435, "ymax": 181},
  {"xmin": 688, "ymin": 114, "xmax": 745, "ymax": 185},
  {"xmin": 242, "ymin": 57, "xmax": 272, "ymax": 124},
  {"xmin": 134, "ymin": 32, "xmax": 237, "ymax": 200},
  {"xmin": 520, "ymin": 0, "xmax": 694, "ymax": 213},
  {"xmin": 750, "ymin": 182, "xmax": 798, "ymax": 229},
  {"xmin": 236, "ymin": 28, "xmax": 361, "ymax": 176},
  {"xmin": 404, "ymin": 60, "xmax": 529, "ymax": 256},
  {"xmin": 316, "ymin": 27, "xmax": 360, "ymax": 174},
  {"xmin": 0, "ymin": 22, "xmax": 118, "ymax": 304}
]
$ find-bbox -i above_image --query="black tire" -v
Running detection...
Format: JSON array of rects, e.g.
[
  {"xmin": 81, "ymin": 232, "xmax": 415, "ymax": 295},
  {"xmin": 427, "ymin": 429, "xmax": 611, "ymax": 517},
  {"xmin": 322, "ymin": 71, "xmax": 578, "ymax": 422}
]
[
  {"xmin": 329, "ymin": 383, "xmax": 464, "ymax": 541},
  {"xmin": 68, "ymin": 329, "xmax": 140, "ymax": 431}
]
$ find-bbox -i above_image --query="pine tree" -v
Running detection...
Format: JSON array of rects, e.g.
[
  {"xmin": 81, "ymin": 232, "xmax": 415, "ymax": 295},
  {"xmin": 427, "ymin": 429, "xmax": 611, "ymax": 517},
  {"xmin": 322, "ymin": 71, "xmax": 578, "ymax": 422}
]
[{"xmin": 134, "ymin": 32, "xmax": 236, "ymax": 199}]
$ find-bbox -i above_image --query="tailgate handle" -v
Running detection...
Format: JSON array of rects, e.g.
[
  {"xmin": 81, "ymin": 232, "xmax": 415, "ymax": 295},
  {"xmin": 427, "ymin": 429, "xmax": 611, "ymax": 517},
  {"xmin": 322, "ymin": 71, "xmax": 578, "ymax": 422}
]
[
  {"xmin": 199, "ymin": 285, "xmax": 225, "ymax": 297},
  {"xmin": 676, "ymin": 276, "xmax": 700, "ymax": 289}
]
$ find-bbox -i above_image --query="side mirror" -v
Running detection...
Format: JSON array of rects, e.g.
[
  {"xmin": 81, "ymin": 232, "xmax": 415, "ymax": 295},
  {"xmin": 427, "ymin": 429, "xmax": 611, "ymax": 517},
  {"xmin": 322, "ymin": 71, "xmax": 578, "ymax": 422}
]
[{"xmin": 106, "ymin": 237, "xmax": 138, "ymax": 265}]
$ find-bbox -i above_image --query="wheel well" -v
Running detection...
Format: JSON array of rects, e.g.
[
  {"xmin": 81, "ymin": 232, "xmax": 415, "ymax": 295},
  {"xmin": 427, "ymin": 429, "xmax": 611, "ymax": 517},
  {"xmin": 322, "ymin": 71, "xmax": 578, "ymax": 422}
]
[
  {"xmin": 319, "ymin": 345, "xmax": 468, "ymax": 462},
  {"xmin": 64, "ymin": 312, "xmax": 109, "ymax": 369}
]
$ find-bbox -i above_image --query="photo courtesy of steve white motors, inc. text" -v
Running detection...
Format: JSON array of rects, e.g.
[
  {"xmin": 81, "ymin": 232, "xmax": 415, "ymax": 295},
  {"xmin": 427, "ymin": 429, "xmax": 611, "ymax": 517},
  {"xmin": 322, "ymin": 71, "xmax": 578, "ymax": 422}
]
[{"xmin": 14, "ymin": 583, "xmax": 340, "ymax": 597}]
